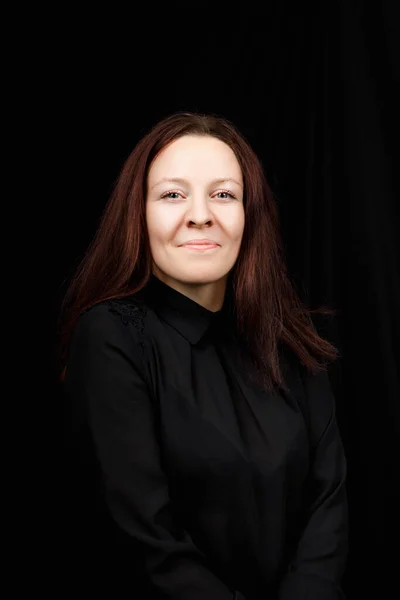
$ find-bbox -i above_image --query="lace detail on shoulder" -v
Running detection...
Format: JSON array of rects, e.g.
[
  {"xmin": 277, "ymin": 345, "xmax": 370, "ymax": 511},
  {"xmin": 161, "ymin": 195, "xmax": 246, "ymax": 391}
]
[{"xmin": 107, "ymin": 298, "xmax": 148, "ymax": 363}]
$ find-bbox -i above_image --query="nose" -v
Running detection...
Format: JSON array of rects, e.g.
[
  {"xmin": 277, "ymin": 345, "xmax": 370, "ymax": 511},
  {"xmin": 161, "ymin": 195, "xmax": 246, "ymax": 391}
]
[{"xmin": 185, "ymin": 196, "xmax": 213, "ymax": 226}]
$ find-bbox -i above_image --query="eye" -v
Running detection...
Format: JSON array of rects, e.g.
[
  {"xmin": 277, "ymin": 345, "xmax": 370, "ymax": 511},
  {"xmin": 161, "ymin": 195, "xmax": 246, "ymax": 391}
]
[
  {"xmin": 215, "ymin": 190, "xmax": 236, "ymax": 200},
  {"xmin": 160, "ymin": 190, "xmax": 237, "ymax": 201},
  {"xmin": 160, "ymin": 191, "xmax": 182, "ymax": 200}
]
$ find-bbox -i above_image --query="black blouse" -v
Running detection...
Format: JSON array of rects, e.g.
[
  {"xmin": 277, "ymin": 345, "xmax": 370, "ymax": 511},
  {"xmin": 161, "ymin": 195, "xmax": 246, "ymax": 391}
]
[{"xmin": 64, "ymin": 273, "xmax": 349, "ymax": 599}]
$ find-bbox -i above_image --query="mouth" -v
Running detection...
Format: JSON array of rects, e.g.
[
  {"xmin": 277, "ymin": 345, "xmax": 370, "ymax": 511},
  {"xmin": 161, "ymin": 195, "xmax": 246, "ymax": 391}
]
[{"xmin": 181, "ymin": 244, "xmax": 219, "ymax": 252}]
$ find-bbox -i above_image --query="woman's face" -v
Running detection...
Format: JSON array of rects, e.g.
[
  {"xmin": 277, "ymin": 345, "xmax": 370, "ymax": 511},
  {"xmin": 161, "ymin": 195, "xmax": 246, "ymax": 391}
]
[{"xmin": 146, "ymin": 134, "xmax": 245, "ymax": 307}]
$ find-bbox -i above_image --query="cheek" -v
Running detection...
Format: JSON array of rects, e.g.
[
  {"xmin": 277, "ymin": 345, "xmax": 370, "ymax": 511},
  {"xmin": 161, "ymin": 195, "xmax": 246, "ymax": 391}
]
[
  {"xmin": 223, "ymin": 210, "xmax": 245, "ymax": 239},
  {"xmin": 146, "ymin": 207, "xmax": 175, "ymax": 238}
]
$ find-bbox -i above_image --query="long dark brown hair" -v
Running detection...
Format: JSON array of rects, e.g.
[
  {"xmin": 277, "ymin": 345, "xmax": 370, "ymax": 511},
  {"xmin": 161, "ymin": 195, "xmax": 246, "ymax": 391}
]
[{"xmin": 57, "ymin": 111, "xmax": 339, "ymax": 392}]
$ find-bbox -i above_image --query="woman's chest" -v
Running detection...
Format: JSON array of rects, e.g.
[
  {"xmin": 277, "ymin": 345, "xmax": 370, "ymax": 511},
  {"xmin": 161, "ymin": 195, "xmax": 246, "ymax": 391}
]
[{"xmin": 146, "ymin": 335, "xmax": 310, "ymax": 497}]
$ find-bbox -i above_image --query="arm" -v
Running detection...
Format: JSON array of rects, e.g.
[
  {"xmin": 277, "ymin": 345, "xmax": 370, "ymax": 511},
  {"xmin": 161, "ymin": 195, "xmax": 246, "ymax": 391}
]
[
  {"xmin": 64, "ymin": 305, "xmax": 240, "ymax": 599},
  {"xmin": 278, "ymin": 368, "xmax": 349, "ymax": 600}
]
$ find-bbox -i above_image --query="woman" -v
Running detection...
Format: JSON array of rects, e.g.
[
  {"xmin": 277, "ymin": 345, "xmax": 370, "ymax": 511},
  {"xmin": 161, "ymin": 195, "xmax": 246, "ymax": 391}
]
[{"xmin": 59, "ymin": 112, "xmax": 349, "ymax": 599}]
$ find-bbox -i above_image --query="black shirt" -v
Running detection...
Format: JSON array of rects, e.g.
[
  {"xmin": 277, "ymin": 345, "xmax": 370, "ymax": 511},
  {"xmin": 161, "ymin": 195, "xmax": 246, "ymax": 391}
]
[{"xmin": 64, "ymin": 273, "xmax": 349, "ymax": 599}]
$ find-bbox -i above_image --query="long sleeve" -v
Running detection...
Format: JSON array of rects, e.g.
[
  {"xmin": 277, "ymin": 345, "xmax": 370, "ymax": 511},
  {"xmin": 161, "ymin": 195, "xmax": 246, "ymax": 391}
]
[
  {"xmin": 63, "ymin": 305, "xmax": 241, "ymax": 599},
  {"xmin": 278, "ymin": 367, "xmax": 349, "ymax": 600}
]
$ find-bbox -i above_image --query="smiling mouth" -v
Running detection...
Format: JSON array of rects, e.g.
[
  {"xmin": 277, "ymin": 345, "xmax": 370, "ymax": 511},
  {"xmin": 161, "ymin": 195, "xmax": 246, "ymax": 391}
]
[{"xmin": 181, "ymin": 244, "xmax": 219, "ymax": 252}]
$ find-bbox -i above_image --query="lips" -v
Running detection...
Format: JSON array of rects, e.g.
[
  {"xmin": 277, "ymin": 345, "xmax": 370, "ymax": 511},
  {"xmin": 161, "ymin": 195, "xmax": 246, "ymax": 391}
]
[
  {"xmin": 183, "ymin": 243, "xmax": 218, "ymax": 247},
  {"xmin": 182, "ymin": 244, "xmax": 219, "ymax": 252},
  {"xmin": 184, "ymin": 244, "xmax": 217, "ymax": 247},
  {"xmin": 180, "ymin": 240, "xmax": 220, "ymax": 246}
]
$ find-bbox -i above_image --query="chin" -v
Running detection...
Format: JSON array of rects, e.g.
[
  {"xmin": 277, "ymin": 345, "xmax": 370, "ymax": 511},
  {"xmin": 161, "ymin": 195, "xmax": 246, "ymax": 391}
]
[{"xmin": 180, "ymin": 272, "xmax": 228, "ymax": 285}]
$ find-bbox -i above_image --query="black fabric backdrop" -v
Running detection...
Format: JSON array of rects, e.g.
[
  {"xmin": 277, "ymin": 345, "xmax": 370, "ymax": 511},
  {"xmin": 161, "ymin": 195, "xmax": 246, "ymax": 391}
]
[{"xmin": 54, "ymin": 2, "xmax": 399, "ymax": 597}]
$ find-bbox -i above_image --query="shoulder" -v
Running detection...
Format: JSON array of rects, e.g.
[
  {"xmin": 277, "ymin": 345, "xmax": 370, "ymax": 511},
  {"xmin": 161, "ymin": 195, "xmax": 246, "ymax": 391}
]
[
  {"xmin": 64, "ymin": 297, "xmax": 152, "ymax": 431},
  {"xmin": 106, "ymin": 296, "xmax": 148, "ymax": 329},
  {"xmin": 79, "ymin": 295, "xmax": 147, "ymax": 327},
  {"xmin": 279, "ymin": 344, "xmax": 336, "ymax": 440},
  {"xmin": 299, "ymin": 363, "xmax": 337, "ymax": 445},
  {"xmin": 71, "ymin": 296, "xmax": 149, "ymax": 357}
]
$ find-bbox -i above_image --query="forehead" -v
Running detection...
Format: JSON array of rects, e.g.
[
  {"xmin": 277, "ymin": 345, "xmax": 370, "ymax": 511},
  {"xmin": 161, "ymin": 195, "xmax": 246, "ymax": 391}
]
[{"xmin": 148, "ymin": 135, "xmax": 242, "ymax": 181}]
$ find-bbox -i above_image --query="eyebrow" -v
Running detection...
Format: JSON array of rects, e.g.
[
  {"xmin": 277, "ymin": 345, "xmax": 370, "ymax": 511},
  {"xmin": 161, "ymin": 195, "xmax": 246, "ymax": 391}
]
[{"xmin": 151, "ymin": 177, "xmax": 243, "ymax": 190}]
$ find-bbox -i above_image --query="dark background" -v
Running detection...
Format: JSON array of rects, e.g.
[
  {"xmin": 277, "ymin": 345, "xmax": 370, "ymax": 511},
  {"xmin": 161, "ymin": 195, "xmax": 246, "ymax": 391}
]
[{"xmin": 53, "ymin": 1, "xmax": 399, "ymax": 597}]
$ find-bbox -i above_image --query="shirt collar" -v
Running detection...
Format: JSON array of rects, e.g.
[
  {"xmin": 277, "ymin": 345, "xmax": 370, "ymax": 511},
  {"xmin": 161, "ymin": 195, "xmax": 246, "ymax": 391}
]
[{"xmin": 140, "ymin": 273, "xmax": 233, "ymax": 345}]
